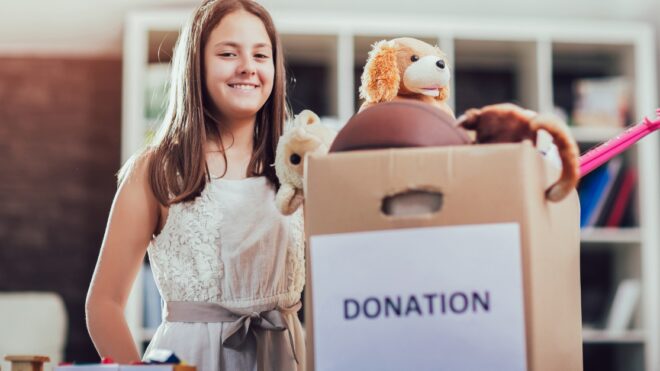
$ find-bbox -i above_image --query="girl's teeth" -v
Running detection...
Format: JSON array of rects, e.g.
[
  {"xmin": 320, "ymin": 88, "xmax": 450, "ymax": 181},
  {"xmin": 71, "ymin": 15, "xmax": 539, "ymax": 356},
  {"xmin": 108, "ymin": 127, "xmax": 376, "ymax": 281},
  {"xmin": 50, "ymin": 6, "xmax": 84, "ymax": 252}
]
[{"xmin": 232, "ymin": 84, "xmax": 256, "ymax": 90}]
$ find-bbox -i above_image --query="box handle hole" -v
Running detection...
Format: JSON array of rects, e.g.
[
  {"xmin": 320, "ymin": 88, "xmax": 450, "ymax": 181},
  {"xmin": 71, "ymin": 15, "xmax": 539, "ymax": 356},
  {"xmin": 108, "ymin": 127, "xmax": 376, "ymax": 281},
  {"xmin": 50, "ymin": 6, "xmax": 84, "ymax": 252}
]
[{"xmin": 381, "ymin": 189, "xmax": 443, "ymax": 217}]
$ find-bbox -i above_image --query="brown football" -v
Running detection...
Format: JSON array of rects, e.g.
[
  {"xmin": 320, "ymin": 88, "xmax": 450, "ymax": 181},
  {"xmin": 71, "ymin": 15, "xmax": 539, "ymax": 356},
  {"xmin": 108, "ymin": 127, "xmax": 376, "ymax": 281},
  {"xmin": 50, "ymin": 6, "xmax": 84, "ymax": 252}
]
[{"xmin": 329, "ymin": 100, "xmax": 471, "ymax": 152}]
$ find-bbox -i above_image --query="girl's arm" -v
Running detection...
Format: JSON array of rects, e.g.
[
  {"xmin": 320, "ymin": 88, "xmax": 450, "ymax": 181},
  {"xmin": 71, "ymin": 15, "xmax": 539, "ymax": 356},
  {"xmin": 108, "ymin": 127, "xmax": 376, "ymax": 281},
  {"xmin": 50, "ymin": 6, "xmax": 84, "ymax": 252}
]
[{"xmin": 85, "ymin": 155, "xmax": 160, "ymax": 363}]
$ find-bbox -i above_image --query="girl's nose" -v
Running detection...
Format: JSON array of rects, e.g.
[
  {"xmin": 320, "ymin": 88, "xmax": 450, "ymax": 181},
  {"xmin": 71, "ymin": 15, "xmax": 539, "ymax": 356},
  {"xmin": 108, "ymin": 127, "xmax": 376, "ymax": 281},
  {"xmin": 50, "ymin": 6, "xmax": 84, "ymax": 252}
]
[{"xmin": 239, "ymin": 57, "xmax": 256, "ymax": 76}]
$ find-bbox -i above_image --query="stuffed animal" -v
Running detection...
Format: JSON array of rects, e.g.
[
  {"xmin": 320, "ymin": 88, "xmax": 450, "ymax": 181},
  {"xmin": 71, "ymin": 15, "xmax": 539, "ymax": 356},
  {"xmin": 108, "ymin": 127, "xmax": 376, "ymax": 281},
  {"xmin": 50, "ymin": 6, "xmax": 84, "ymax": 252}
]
[
  {"xmin": 274, "ymin": 110, "xmax": 337, "ymax": 215},
  {"xmin": 456, "ymin": 103, "xmax": 579, "ymax": 202},
  {"xmin": 358, "ymin": 37, "xmax": 453, "ymax": 117}
]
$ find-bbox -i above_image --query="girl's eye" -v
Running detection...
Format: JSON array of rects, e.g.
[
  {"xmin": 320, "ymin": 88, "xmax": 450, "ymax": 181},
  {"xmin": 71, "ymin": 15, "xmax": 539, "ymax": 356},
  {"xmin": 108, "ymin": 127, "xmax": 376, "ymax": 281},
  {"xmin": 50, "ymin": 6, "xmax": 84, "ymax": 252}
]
[
  {"xmin": 255, "ymin": 53, "xmax": 270, "ymax": 59},
  {"xmin": 218, "ymin": 52, "xmax": 236, "ymax": 57}
]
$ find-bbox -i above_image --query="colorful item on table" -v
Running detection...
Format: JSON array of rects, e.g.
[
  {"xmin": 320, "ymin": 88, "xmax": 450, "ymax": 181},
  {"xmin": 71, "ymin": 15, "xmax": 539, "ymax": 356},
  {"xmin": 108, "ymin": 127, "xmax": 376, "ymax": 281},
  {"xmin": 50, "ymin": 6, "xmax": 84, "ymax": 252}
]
[
  {"xmin": 143, "ymin": 350, "xmax": 181, "ymax": 364},
  {"xmin": 51, "ymin": 350, "xmax": 193, "ymax": 370}
]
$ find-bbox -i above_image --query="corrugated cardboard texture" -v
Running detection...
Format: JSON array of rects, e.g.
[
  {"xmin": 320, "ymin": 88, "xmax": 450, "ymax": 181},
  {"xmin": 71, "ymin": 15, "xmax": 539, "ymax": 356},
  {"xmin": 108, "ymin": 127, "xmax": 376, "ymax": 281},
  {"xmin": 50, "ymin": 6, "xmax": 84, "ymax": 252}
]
[{"xmin": 304, "ymin": 142, "xmax": 582, "ymax": 371}]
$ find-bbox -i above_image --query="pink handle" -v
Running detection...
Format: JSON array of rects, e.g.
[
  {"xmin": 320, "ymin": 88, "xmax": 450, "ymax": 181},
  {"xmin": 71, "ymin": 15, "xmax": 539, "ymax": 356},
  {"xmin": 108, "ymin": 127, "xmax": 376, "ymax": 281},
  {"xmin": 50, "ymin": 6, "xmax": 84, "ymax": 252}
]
[{"xmin": 579, "ymin": 109, "xmax": 660, "ymax": 178}]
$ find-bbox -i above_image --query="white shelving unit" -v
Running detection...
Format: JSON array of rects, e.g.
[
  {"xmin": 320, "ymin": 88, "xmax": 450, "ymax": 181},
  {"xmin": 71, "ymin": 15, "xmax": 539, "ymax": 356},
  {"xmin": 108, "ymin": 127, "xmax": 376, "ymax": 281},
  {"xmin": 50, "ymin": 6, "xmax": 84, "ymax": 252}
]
[
  {"xmin": 583, "ymin": 328, "xmax": 646, "ymax": 344},
  {"xmin": 581, "ymin": 227, "xmax": 642, "ymax": 244},
  {"xmin": 122, "ymin": 9, "xmax": 659, "ymax": 370}
]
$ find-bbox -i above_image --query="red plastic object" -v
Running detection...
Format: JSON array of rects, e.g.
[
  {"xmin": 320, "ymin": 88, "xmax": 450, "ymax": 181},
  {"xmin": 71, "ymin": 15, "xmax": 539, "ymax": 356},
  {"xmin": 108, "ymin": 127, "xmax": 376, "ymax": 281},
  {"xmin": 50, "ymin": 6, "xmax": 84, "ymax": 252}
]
[
  {"xmin": 579, "ymin": 109, "xmax": 660, "ymax": 177},
  {"xmin": 101, "ymin": 357, "xmax": 115, "ymax": 364}
]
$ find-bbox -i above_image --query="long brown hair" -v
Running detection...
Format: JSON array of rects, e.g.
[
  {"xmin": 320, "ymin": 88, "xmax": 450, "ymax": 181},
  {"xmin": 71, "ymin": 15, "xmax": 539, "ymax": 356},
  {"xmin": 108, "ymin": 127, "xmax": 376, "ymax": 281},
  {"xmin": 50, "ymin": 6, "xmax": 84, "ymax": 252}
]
[{"xmin": 119, "ymin": 0, "xmax": 287, "ymax": 205}]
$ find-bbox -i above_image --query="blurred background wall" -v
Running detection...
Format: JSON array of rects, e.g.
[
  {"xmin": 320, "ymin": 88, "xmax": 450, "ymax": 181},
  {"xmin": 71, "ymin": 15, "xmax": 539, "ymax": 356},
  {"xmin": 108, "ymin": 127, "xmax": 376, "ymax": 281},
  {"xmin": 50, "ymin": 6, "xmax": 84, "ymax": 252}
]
[{"xmin": 0, "ymin": 0, "xmax": 658, "ymax": 364}]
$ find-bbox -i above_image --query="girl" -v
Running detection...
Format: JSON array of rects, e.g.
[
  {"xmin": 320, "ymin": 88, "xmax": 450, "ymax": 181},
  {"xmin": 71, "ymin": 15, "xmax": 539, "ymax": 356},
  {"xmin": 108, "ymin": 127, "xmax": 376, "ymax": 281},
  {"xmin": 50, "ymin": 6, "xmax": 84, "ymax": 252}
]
[{"xmin": 85, "ymin": 1, "xmax": 305, "ymax": 370}]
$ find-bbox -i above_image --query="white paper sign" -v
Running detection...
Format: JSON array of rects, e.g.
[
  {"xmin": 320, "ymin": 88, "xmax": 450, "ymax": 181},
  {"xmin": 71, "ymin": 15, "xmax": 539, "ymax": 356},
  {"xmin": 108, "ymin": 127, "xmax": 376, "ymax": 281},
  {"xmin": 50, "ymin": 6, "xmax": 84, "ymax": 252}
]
[{"xmin": 310, "ymin": 223, "xmax": 527, "ymax": 371}]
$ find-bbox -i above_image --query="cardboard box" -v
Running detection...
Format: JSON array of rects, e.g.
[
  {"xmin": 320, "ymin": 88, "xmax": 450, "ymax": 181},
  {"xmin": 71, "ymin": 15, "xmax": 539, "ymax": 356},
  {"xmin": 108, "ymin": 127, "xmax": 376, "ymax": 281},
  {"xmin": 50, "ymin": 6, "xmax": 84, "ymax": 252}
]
[{"xmin": 304, "ymin": 142, "xmax": 582, "ymax": 371}]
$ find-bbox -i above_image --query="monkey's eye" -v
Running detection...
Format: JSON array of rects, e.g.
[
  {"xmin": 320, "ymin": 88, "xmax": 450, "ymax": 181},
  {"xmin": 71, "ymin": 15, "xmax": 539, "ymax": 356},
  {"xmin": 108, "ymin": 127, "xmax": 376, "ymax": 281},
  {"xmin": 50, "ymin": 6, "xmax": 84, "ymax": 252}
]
[
  {"xmin": 290, "ymin": 153, "xmax": 301, "ymax": 165},
  {"xmin": 410, "ymin": 55, "xmax": 419, "ymax": 62}
]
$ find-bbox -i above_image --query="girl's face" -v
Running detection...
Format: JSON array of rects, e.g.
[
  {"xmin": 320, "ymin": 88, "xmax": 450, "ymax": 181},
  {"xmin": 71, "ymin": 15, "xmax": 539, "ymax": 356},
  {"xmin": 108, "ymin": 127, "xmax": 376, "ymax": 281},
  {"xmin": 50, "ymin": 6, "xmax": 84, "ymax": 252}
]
[{"xmin": 204, "ymin": 10, "xmax": 275, "ymax": 123}]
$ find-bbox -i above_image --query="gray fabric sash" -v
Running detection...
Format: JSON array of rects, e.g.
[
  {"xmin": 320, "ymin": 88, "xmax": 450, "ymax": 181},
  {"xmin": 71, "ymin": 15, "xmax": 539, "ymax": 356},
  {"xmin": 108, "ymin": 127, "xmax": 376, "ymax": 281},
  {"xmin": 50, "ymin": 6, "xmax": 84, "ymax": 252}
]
[{"xmin": 165, "ymin": 301, "xmax": 301, "ymax": 371}]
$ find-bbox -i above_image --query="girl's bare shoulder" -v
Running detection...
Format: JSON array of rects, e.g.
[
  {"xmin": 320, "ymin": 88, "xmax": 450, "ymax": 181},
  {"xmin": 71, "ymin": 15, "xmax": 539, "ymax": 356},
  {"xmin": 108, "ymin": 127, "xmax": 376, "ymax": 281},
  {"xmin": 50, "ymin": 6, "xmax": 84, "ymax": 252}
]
[{"xmin": 118, "ymin": 149, "xmax": 156, "ymax": 188}]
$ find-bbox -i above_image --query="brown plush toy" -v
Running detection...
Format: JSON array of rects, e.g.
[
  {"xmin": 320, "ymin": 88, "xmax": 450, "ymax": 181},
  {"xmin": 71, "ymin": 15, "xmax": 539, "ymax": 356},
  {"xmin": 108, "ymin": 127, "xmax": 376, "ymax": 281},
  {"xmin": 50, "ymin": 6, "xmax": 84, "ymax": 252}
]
[
  {"xmin": 456, "ymin": 103, "xmax": 580, "ymax": 202},
  {"xmin": 358, "ymin": 37, "xmax": 453, "ymax": 117}
]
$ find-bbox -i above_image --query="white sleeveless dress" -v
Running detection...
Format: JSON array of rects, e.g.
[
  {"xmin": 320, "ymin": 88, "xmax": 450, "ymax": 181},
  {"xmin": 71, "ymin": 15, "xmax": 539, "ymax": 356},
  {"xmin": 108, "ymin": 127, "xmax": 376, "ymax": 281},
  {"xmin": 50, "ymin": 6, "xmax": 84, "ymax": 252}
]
[{"xmin": 143, "ymin": 176, "xmax": 305, "ymax": 371}]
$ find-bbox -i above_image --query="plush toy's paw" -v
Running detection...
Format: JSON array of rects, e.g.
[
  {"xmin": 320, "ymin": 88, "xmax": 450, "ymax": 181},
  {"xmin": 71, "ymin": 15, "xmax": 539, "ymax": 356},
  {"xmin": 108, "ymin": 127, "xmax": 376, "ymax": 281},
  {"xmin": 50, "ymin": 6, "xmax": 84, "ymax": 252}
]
[
  {"xmin": 456, "ymin": 103, "xmax": 537, "ymax": 144},
  {"xmin": 275, "ymin": 184, "xmax": 303, "ymax": 215},
  {"xmin": 288, "ymin": 190, "xmax": 305, "ymax": 214}
]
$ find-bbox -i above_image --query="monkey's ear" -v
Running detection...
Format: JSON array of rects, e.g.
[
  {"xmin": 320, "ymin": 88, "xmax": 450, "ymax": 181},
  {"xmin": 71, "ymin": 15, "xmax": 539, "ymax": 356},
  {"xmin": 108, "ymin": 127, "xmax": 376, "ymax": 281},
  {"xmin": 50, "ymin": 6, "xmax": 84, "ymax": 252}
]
[{"xmin": 358, "ymin": 40, "xmax": 400, "ymax": 103}]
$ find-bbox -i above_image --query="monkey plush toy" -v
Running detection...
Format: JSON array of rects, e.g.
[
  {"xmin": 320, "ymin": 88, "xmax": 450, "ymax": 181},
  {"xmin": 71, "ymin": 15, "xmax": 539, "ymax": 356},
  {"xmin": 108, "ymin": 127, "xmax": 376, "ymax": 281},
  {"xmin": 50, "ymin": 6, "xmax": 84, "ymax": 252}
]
[{"xmin": 457, "ymin": 103, "xmax": 580, "ymax": 202}]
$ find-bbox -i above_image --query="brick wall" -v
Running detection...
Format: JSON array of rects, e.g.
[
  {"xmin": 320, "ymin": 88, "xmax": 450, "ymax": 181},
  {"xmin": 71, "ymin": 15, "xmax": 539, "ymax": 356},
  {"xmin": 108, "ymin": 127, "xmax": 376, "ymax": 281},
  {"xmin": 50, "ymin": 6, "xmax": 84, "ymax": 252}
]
[{"xmin": 0, "ymin": 57, "xmax": 122, "ymax": 362}]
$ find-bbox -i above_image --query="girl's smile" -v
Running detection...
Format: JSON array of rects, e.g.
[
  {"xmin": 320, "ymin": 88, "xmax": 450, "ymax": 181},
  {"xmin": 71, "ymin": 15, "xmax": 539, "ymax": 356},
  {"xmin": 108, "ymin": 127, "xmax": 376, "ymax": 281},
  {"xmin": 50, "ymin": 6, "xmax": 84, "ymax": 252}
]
[{"xmin": 227, "ymin": 81, "xmax": 261, "ymax": 92}]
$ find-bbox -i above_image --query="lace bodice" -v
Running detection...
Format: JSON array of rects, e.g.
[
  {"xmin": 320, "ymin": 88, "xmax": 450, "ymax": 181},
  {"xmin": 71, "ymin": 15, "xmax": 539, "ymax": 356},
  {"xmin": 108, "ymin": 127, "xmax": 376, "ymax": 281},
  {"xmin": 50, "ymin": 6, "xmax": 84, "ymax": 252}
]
[{"xmin": 147, "ymin": 177, "xmax": 305, "ymax": 312}]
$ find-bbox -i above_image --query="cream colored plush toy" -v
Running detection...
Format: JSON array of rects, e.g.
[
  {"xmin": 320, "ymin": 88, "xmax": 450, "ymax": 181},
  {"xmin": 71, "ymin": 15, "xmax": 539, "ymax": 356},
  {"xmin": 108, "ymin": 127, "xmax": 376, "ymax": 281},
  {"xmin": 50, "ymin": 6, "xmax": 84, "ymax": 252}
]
[{"xmin": 275, "ymin": 110, "xmax": 337, "ymax": 215}]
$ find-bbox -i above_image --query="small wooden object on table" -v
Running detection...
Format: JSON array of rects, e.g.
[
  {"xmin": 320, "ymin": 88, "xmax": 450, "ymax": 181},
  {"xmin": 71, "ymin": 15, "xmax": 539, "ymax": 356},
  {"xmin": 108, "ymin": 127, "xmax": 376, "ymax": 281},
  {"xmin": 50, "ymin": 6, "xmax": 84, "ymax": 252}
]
[{"xmin": 4, "ymin": 356, "xmax": 50, "ymax": 371}]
